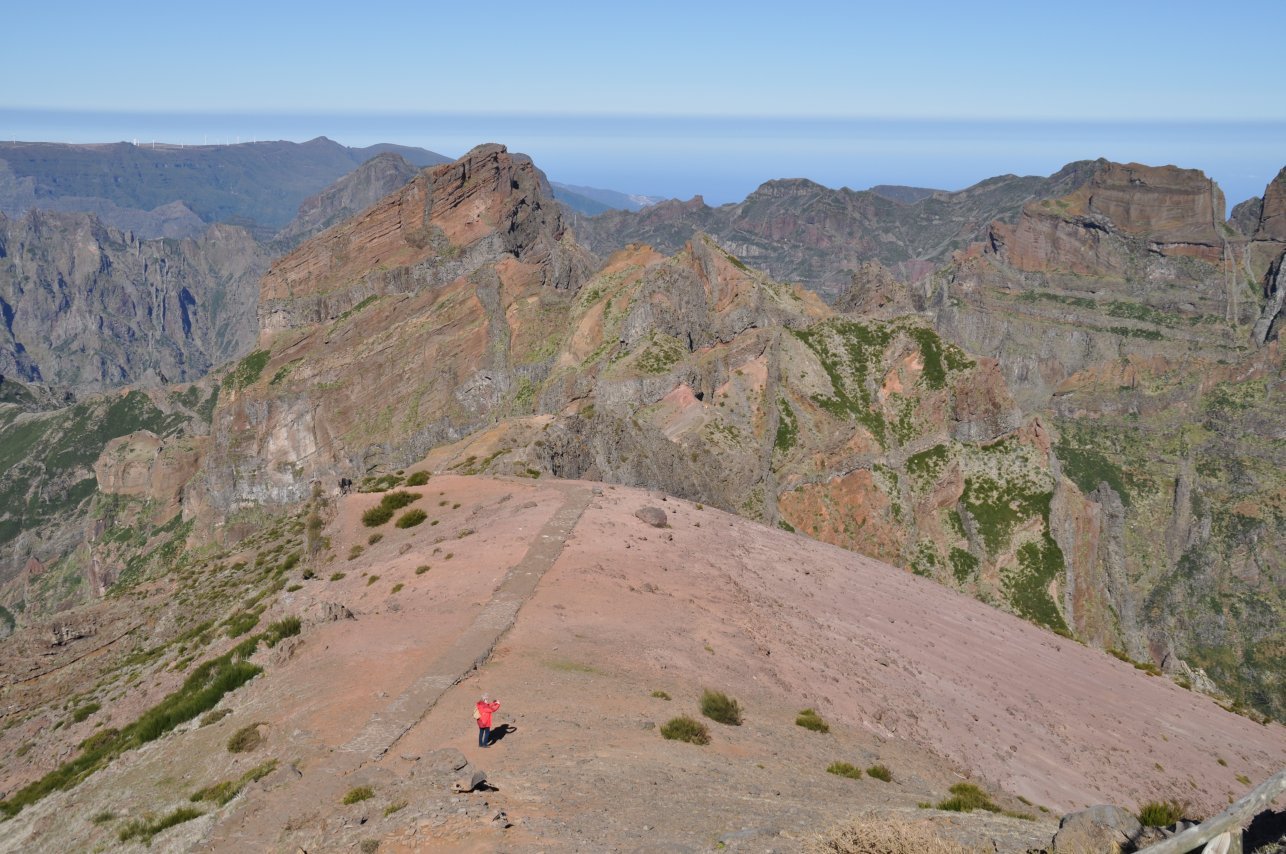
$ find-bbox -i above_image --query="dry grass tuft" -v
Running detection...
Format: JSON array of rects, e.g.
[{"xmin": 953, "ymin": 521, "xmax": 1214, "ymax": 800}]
[{"xmin": 811, "ymin": 815, "xmax": 970, "ymax": 854}]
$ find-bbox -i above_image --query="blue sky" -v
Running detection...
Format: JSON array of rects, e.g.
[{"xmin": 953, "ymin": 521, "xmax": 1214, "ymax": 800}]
[
  {"xmin": 8, "ymin": 0, "xmax": 1285, "ymax": 119},
  {"xmin": 4, "ymin": 1, "xmax": 1285, "ymax": 204}
]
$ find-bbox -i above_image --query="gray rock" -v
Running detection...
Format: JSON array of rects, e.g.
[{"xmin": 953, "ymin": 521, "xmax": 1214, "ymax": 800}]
[
  {"xmin": 453, "ymin": 770, "xmax": 488, "ymax": 792},
  {"xmin": 1053, "ymin": 804, "xmax": 1141, "ymax": 853},
  {"xmin": 635, "ymin": 506, "xmax": 668, "ymax": 528}
]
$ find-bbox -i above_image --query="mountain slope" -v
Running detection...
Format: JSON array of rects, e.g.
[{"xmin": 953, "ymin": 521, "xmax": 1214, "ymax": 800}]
[{"xmin": 0, "ymin": 474, "xmax": 1279, "ymax": 851}]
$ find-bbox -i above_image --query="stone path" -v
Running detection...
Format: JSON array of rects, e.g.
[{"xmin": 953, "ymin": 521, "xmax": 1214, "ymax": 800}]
[{"xmin": 340, "ymin": 483, "xmax": 593, "ymax": 762}]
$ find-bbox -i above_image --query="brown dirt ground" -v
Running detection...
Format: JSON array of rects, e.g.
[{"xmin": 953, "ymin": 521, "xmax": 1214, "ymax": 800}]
[{"xmin": 2, "ymin": 474, "xmax": 1283, "ymax": 852}]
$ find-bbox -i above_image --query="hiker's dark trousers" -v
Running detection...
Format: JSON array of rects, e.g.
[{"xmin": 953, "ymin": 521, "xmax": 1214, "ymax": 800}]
[{"xmin": 478, "ymin": 726, "xmax": 491, "ymax": 747}]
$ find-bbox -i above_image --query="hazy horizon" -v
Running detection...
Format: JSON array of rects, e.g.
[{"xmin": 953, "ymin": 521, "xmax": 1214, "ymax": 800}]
[{"xmin": 3, "ymin": 109, "xmax": 1283, "ymax": 212}]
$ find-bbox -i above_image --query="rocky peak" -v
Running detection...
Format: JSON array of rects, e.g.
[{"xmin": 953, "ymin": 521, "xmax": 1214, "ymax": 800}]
[
  {"xmin": 259, "ymin": 144, "xmax": 593, "ymax": 335},
  {"xmin": 1079, "ymin": 162, "xmax": 1225, "ymax": 243},
  {"xmin": 750, "ymin": 178, "xmax": 831, "ymax": 198},
  {"xmin": 1257, "ymin": 166, "xmax": 1286, "ymax": 241}
]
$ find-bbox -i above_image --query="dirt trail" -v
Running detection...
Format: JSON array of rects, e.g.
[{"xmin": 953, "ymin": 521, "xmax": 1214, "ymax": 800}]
[{"xmin": 340, "ymin": 483, "xmax": 593, "ymax": 761}]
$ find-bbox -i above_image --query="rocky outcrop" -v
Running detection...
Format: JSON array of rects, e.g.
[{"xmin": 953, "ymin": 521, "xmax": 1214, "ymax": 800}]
[
  {"xmin": 1257, "ymin": 166, "xmax": 1286, "ymax": 241},
  {"xmin": 833, "ymin": 259, "xmax": 913, "ymax": 317},
  {"xmin": 990, "ymin": 162, "xmax": 1226, "ymax": 272},
  {"xmin": 572, "ymin": 160, "xmax": 1104, "ymax": 297},
  {"xmin": 258, "ymin": 144, "xmax": 594, "ymax": 335},
  {"xmin": 270, "ymin": 152, "xmax": 421, "ymax": 252},
  {"xmin": 0, "ymin": 210, "xmax": 267, "ymax": 391}
]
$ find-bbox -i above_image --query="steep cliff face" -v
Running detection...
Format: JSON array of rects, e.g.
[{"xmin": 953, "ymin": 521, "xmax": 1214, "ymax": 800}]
[
  {"xmin": 916, "ymin": 163, "xmax": 1286, "ymax": 717},
  {"xmin": 572, "ymin": 161, "xmax": 1103, "ymax": 297},
  {"xmin": 0, "ymin": 211, "xmax": 267, "ymax": 391}
]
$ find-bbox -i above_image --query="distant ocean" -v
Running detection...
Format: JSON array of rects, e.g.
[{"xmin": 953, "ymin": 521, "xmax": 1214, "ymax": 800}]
[{"xmin": 3, "ymin": 109, "xmax": 1283, "ymax": 211}]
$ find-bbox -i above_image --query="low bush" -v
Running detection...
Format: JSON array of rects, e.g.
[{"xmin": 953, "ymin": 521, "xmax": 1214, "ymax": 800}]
[
  {"xmin": 660, "ymin": 716, "xmax": 710, "ymax": 745},
  {"xmin": 1138, "ymin": 800, "xmax": 1186, "ymax": 827},
  {"xmin": 405, "ymin": 471, "xmax": 430, "ymax": 486},
  {"xmin": 866, "ymin": 764, "xmax": 892, "ymax": 782},
  {"xmin": 343, "ymin": 785, "xmax": 374, "ymax": 804},
  {"xmin": 330, "ymin": 571, "xmax": 346, "ymax": 581},
  {"xmin": 198, "ymin": 708, "xmax": 232, "ymax": 727},
  {"xmin": 191, "ymin": 760, "xmax": 277, "ymax": 806},
  {"xmin": 937, "ymin": 782, "xmax": 999, "ymax": 813},
  {"xmin": 415, "ymin": 565, "xmax": 431, "ymax": 575},
  {"xmin": 367, "ymin": 533, "xmax": 383, "ymax": 545},
  {"xmin": 347, "ymin": 544, "xmax": 364, "ymax": 560},
  {"xmin": 701, "ymin": 689, "xmax": 742, "ymax": 725},
  {"xmin": 651, "ymin": 690, "xmax": 671, "ymax": 700},
  {"xmin": 827, "ymin": 762, "xmax": 863, "ymax": 779},
  {"xmin": 380, "ymin": 491, "xmax": 420, "ymax": 511},
  {"xmin": 117, "ymin": 807, "xmax": 204, "ymax": 843},
  {"xmin": 796, "ymin": 708, "xmax": 829, "ymax": 732},
  {"xmin": 71, "ymin": 702, "xmax": 101, "ymax": 723},
  {"xmin": 384, "ymin": 800, "xmax": 407, "ymax": 816},
  {"xmin": 226, "ymin": 723, "xmax": 264, "ymax": 753},
  {"xmin": 362, "ymin": 505, "xmax": 394, "ymax": 527},
  {"xmin": 395, "ymin": 509, "xmax": 427, "ymax": 528}
]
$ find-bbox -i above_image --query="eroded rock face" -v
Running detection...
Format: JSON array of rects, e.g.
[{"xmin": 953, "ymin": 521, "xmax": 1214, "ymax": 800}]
[
  {"xmin": 94, "ymin": 430, "xmax": 202, "ymax": 523},
  {"xmin": 1258, "ymin": 166, "xmax": 1286, "ymax": 241},
  {"xmin": 258, "ymin": 144, "xmax": 593, "ymax": 334},
  {"xmin": 0, "ymin": 210, "xmax": 267, "ymax": 391}
]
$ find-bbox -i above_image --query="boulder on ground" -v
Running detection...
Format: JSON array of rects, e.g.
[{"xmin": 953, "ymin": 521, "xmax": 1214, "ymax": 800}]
[
  {"xmin": 1053, "ymin": 804, "xmax": 1141, "ymax": 853},
  {"xmin": 635, "ymin": 506, "xmax": 668, "ymax": 528}
]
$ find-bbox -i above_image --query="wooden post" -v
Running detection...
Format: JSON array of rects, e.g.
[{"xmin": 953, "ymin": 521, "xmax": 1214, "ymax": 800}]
[{"xmin": 1135, "ymin": 769, "xmax": 1286, "ymax": 854}]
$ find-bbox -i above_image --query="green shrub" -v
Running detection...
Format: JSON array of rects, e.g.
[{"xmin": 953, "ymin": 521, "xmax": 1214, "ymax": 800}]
[
  {"xmin": 395, "ymin": 509, "xmax": 427, "ymax": 528},
  {"xmin": 405, "ymin": 471, "xmax": 430, "ymax": 486},
  {"xmin": 1138, "ymin": 800, "xmax": 1186, "ymax": 827},
  {"xmin": 795, "ymin": 708, "xmax": 828, "ymax": 732},
  {"xmin": 380, "ymin": 491, "xmax": 420, "ymax": 511},
  {"xmin": 330, "ymin": 571, "xmax": 346, "ymax": 581},
  {"xmin": 827, "ymin": 762, "xmax": 862, "ymax": 779},
  {"xmin": 191, "ymin": 760, "xmax": 277, "ymax": 805},
  {"xmin": 700, "ymin": 689, "xmax": 742, "ymax": 725},
  {"xmin": 262, "ymin": 617, "xmax": 301, "ymax": 647},
  {"xmin": 660, "ymin": 716, "xmax": 710, "ymax": 744},
  {"xmin": 347, "ymin": 544, "xmax": 364, "ymax": 560},
  {"xmin": 118, "ymin": 807, "xmax": 204, "ymax": 843},
  {"xmin": 91, "ymin": 810, "xmax": 116, "ymax": 824},
  {"xmin": 937, "ymin": 782, "xmax": 1000, "ymax": 812},
  {"xmin": 415, "ymin": 565, "xmax": 430, "ymax": 575},
  {"xmin": 651, "ymin": 690, "xmax": 671, "ymax": 700},
  {"xmin": 368, "ymin": 533, "xmax": 383, "ymax": 545},
  {"xmin": 384, "ymin": 800, "xmax": 407, "ymax": 816},
  {"xmin": 362, "ymin": 505, "xmax": 394, "ymax": 527},
  {"xmin": 223, "ymin": 610, "xmax": 261, "ymax": 638},
  {"xmin": 226, "ymin": 723, "xmax": 263, "ymax": 753},
  {"xmin": 343, "ymin": 785, "xmax": 374, "ymax": 804},
  {"xmin": 367, "ymin": 574, "xmax": 380, "ymax": 586},
  {"xmin": 390, "ymin": 583, "xmax": 404, "ymax": 594},
  {"xmin": 866, "ymin": 764, "xmax": 892, "ymax": 782},
  {"xmin": 71, "ymin": 702, "xmax": 101, "ymax": 723}
]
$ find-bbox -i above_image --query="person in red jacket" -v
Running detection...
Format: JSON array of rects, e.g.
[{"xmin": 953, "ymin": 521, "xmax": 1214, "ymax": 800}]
[{"xmin": 475, "ymin": 694, "xmax": 501, "ymax": 747}]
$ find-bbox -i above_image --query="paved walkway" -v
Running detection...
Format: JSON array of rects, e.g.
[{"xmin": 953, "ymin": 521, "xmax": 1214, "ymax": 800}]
[{"xmin": 340, "ymin": 483, "xmax": 593, "ymax": 761}]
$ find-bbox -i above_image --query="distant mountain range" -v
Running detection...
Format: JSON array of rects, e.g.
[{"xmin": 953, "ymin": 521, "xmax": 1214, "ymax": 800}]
[
  {"xmin": 0, "ymin": 137, "xmax": 451, "ymax": 240},
  {"xmin": 551, "ymin": 182, "xmax": 665, "ymax": 215}
]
